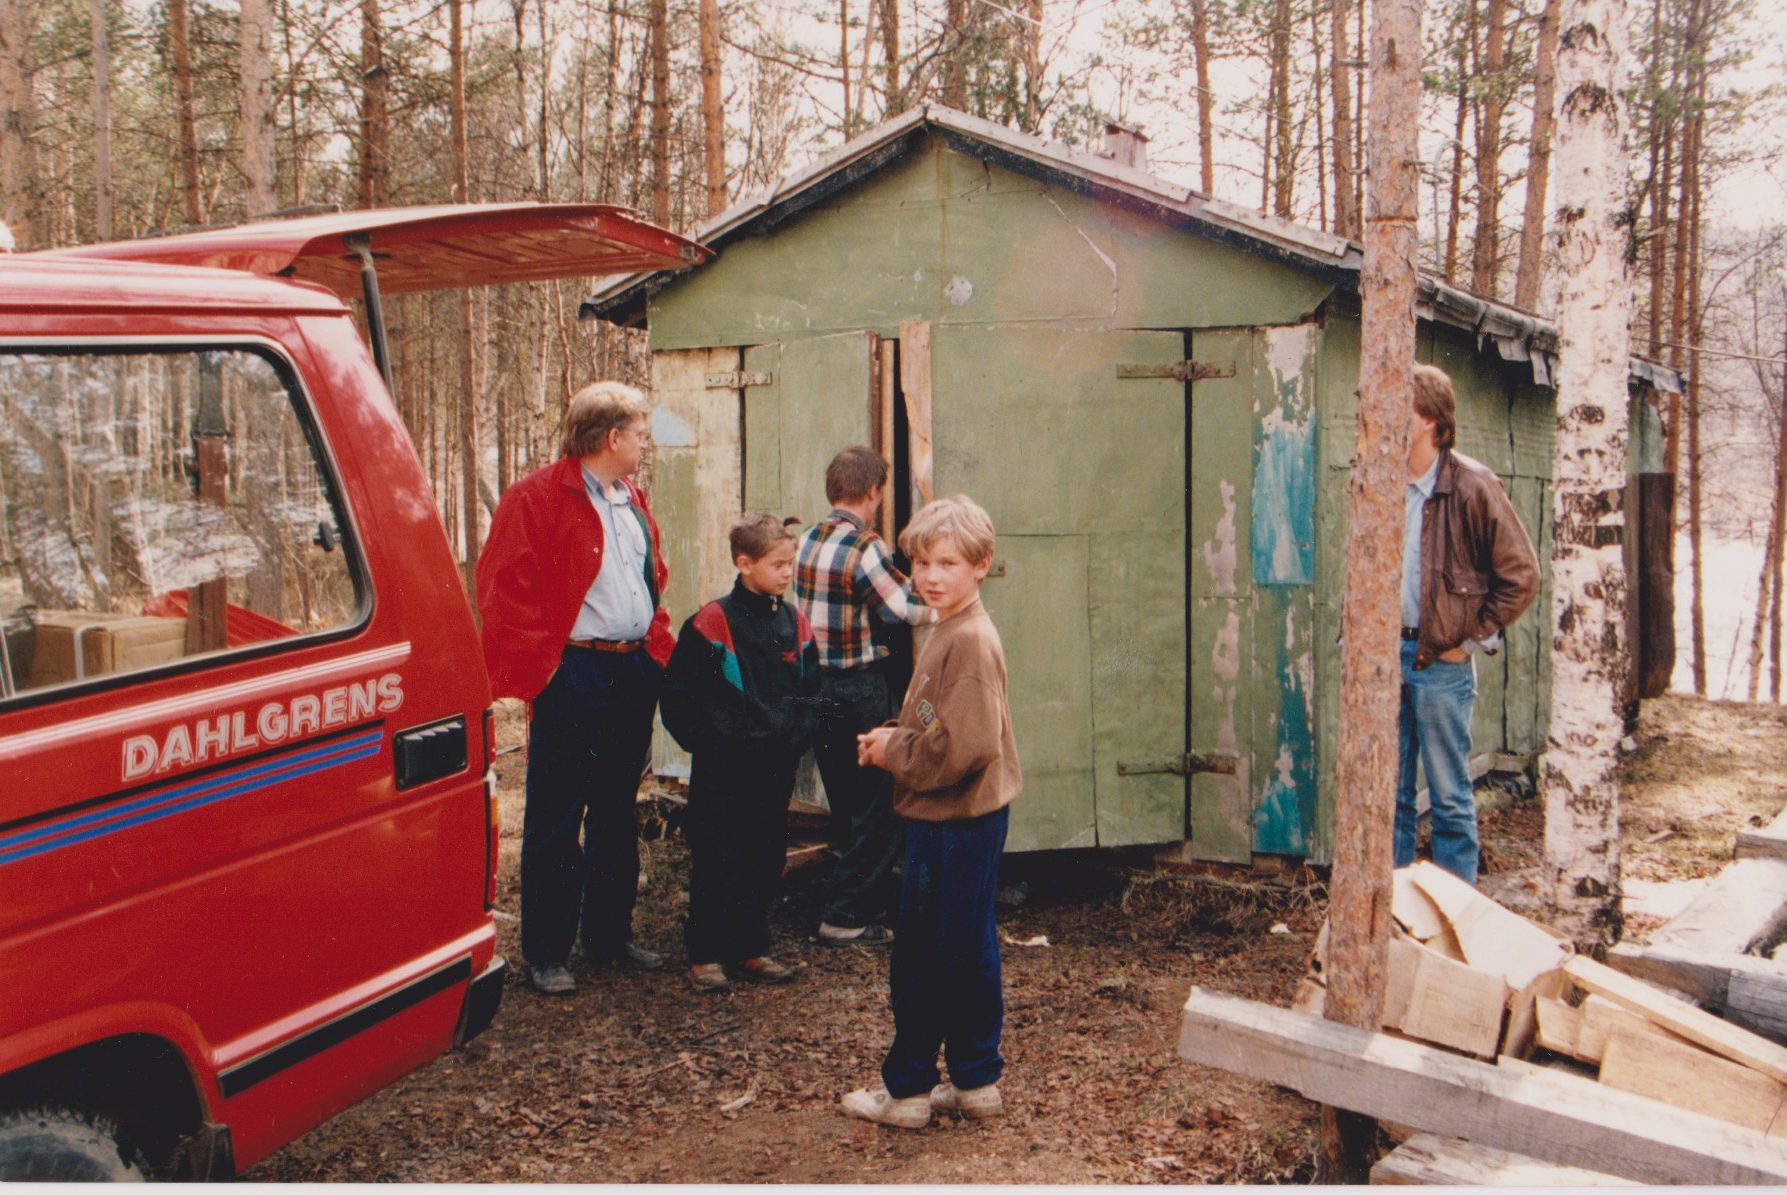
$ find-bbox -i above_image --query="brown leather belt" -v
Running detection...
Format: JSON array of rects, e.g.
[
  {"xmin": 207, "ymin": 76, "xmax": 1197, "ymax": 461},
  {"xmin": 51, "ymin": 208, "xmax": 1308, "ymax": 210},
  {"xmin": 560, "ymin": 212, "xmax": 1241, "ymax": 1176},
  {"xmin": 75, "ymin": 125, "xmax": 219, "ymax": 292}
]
[{"xmin": 567, "ymin": 637, "xmax": 645, "ymax": 654}]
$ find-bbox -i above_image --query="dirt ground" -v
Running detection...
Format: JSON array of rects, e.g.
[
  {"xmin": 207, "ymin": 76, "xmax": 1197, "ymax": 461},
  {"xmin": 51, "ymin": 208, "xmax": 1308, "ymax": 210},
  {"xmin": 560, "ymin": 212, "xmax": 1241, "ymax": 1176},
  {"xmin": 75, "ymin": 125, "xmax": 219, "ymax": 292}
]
[{"xmin": 248, "ymin": 693, "xmax": 1787, "ymax": 1184}]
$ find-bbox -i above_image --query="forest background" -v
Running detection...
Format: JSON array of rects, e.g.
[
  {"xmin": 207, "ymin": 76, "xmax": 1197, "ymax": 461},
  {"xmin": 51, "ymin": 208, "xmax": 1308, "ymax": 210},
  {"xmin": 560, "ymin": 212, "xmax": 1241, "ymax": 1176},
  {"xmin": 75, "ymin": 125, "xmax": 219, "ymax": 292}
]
[{"xmin": 0, "ymin": 0, "xmax": 1783, "ymax": 701}]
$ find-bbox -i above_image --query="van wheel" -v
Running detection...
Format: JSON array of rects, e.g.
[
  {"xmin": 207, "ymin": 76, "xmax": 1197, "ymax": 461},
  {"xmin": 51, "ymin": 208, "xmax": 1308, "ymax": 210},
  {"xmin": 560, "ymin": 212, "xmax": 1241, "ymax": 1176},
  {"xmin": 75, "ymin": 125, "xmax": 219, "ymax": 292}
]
[{"xmin": 0, "ymin": 1106, "xmax": 148, "ymax": 1181}]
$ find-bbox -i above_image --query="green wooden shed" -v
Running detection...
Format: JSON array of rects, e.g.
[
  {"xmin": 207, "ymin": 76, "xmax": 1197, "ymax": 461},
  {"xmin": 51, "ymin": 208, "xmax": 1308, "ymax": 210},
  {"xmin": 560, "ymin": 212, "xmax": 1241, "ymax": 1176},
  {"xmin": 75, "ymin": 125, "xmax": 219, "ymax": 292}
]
[{"xmin": 583, "ymin": 105, "xmax": 1678, "ymax": 866}]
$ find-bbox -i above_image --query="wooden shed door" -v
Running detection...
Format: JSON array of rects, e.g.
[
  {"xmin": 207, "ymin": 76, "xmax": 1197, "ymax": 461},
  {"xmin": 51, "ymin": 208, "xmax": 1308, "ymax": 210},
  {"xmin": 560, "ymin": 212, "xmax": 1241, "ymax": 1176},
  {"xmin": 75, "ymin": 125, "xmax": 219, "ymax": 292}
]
[{"xmin": 931, "ymin": 325, "xmax": 1187, "ymax": 851}]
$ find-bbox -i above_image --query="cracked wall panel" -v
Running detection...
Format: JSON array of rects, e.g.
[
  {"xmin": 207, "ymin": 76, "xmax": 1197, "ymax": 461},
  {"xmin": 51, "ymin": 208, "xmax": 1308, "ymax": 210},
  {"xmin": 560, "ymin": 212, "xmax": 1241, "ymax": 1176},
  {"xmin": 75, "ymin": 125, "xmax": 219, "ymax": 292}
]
[{"xmin": 980, "ymin": 534, "xmax": 1096, "ymax": 853}]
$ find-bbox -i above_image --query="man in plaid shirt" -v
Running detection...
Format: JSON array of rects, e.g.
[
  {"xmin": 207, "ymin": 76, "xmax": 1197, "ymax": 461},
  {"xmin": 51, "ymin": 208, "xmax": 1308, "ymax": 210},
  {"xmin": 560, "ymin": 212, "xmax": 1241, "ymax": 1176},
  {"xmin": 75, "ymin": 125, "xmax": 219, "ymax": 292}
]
[{"xmin": 797, "ymin": 446, "xmax": 936, "ymax": 944}]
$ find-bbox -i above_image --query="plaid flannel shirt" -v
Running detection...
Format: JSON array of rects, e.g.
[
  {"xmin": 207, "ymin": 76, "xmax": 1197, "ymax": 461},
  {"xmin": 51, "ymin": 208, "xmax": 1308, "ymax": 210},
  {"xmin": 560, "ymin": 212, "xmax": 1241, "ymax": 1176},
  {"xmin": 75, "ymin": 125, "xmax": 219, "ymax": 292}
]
[{"xmin": 795, "ymin": 509, "xmax": 928, "ymax": 670}]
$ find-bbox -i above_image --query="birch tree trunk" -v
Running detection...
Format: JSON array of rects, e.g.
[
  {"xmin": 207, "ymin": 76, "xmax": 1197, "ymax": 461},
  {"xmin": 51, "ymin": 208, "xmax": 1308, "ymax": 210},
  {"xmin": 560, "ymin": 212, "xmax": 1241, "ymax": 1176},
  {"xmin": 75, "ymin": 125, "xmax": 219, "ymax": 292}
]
[
  {"xmin": 699, "ymin": 0, "xmax": 724, "ymax": 217},
  {"xmin": 168, "ymin": 0, "xmax": 202, "ymax": 226},
  {"xmin": 241, "ymin": 0, "xmax": 277, "ymax": 219},
  {"xmin": 1322, "ymin": 0, "xmax": 1422, "ymax": 1177},
  {"xmin": 1542, "ymin": 0, "xmax": 1631, "ymax": 949},
  {"xmin": 91, "ymin": 0, "xmax": 112, "ymax": 239},
  {"xmin": 1513, "ymin": 0, "xmax": 1560, "ymax": 310},
  {"xmin": 1771, "ymin": 316, "xmax": 1787, "ymax": 702}
]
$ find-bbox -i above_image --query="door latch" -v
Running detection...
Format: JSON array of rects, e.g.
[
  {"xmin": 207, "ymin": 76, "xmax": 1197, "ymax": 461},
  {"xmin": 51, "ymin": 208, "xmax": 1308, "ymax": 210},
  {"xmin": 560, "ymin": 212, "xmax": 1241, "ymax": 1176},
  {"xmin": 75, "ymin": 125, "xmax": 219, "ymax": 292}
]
[{"xmin": 1117, "ymin": 752, "xmax": 1239, "ymax": 777}]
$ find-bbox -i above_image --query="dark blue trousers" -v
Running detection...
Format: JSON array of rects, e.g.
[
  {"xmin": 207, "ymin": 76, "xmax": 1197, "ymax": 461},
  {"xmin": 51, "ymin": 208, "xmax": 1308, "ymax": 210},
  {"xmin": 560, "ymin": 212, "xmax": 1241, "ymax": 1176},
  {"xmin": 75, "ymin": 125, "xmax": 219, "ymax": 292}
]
[
  {"xmin": 521, "ymin": 647, "xmax": 661, "ymax": 968},
  {"xmin": 880, "ymin": 806, "xmax": 1009, "ymax": 1099}
]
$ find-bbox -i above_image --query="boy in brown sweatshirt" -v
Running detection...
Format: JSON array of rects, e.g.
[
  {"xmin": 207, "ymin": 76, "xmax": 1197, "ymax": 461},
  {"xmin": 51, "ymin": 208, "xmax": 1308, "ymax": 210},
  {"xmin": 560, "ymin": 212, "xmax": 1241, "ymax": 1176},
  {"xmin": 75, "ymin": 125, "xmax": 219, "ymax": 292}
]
[{"xmin": 841, "ymin": 496, "xmax": 1021, "ymax": 1130}]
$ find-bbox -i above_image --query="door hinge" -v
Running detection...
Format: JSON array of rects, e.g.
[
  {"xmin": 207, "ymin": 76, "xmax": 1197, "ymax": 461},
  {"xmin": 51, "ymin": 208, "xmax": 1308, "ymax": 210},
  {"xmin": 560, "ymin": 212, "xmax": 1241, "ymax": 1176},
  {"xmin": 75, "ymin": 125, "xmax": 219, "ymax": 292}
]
[
  {"xmin": 1115, "ymin": 360, "xmax": 1236, "ymax": 383},
  {"xmin": 706, "ymin": 370, "xmax": 774, "ymax": 389},
  {"xmin": 1117, "ymin": 752, "xmax": 1239, "ymax": 777}
]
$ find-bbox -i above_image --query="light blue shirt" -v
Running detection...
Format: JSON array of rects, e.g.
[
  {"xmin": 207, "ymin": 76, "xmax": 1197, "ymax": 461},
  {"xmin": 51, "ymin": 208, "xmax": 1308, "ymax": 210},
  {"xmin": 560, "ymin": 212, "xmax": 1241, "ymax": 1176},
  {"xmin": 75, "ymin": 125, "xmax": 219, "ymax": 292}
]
[
  {"xmin": 1401, "ymin": 457, "xmax": 1438, "ymax": 629},
  {"xmin": 571, "ymin": 466, "xmax": 654, "ymax": 641}
]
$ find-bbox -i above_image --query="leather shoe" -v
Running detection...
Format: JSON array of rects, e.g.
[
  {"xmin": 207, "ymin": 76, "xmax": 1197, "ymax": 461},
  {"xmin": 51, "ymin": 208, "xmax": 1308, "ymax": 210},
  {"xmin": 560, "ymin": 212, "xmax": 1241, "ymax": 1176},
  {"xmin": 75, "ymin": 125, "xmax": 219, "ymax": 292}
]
[{"xmin": 580, "ymin": 941, "xmax": 664, "ymax": 971}]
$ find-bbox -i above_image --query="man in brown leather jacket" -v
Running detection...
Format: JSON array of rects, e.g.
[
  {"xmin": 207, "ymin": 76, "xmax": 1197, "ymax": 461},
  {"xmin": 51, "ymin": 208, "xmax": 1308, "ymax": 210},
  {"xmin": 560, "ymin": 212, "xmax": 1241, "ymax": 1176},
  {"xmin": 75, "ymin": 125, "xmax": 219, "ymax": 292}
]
[{"xmin": 1394, "ymin": 365, "xmax": 1539, "ymax": 884}]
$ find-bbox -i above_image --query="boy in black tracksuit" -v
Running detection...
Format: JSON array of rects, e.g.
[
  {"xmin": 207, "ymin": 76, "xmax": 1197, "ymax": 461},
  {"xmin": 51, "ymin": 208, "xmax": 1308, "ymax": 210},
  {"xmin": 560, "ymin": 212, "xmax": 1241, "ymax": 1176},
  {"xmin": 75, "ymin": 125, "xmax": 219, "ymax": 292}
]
[{"xmin": 661, "ymin": 514, "xmax": 820, "ymax": 992}]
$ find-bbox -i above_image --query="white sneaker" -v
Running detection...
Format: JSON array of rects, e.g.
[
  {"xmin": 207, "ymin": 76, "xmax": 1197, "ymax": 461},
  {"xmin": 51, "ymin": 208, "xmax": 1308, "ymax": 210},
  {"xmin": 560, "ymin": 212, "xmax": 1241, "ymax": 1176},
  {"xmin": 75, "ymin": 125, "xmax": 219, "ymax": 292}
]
[
  {"xmin": 840, "ymin": 1085, "xmax": 931, "ymax": 1130},
  {"xmin": 930, "ymin": 1081, "xmax": 1002, "ymax": 1120}
]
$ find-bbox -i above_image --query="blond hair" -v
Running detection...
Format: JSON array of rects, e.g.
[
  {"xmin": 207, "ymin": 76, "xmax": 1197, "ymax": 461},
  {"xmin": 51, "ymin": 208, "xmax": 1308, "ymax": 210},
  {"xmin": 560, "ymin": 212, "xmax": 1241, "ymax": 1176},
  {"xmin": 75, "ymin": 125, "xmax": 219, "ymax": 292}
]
[
  {"xmin": 729, "ymin": 512, "xmax": 797, "ymax": 562},
  {"xmin": 899, "ymin": 495, "xmax": 996, "ymax": 565},
  {"xmin": 561, "ymin": 380, "xmax": 649, "ymax": 458}
]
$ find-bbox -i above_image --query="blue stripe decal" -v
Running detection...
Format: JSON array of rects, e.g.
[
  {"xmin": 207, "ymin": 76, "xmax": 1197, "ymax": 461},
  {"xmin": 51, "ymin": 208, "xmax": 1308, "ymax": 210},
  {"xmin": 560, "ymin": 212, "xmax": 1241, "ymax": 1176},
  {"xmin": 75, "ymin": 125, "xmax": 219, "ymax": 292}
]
[{"xmin": 0, "ymin": 730, "xmax": 384, "ymax": 867}]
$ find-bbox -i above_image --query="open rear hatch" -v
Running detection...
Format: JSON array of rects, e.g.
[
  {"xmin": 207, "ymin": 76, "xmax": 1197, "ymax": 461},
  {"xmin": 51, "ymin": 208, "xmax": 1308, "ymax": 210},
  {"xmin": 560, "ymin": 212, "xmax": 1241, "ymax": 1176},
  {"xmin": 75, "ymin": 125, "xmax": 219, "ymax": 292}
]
[{"xmin": 33, "ymin": 203, "xmax": 709, "ymax": 385}]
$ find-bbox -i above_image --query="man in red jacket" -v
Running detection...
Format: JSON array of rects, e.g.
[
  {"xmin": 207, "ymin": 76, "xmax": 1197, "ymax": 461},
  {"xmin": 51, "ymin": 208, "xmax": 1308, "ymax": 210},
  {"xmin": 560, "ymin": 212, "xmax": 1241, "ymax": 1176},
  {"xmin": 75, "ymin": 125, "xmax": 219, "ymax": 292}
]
[{"xmin": 477, "ymin": 381, "xmax": 673, "ymax": 996}]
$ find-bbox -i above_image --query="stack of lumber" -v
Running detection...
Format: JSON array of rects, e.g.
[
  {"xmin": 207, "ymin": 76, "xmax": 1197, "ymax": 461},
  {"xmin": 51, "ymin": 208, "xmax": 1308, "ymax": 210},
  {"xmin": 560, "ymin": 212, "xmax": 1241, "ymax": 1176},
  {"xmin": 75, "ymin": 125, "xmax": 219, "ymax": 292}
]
[{"xmin": 1179, "ymin": 862, "xmax": 1787, "ymax": 1184}]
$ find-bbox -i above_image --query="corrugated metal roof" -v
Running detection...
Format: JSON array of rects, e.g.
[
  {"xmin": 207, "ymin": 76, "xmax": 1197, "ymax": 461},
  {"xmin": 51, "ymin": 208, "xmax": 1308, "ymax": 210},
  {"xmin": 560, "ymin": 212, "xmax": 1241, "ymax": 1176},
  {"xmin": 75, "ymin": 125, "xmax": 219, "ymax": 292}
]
[{"xmin": 582, "ymin": 104, "xmax": 1679, "ymax": 394}]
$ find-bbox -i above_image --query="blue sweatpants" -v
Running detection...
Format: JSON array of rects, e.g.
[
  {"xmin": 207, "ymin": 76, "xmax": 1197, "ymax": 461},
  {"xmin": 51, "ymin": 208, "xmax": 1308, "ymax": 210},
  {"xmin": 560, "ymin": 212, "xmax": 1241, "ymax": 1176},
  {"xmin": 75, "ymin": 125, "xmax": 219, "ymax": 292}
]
[{"xmin": 880, "ymin": 806, "xmax": 1009, "ymax": 1099}]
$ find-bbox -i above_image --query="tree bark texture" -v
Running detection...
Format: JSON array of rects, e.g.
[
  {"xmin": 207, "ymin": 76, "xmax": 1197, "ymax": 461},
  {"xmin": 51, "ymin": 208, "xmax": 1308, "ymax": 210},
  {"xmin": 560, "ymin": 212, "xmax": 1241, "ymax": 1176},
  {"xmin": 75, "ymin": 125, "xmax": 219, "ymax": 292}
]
[
  {"xmin": 168, "ymin": 0, "xmax": 203, "ymax": 226},
  {"xmin": 1322, "ymin": 0, "xmax": 1422, "ymax": 1176},
  {"xmin": 353, "ymin": 0, "xmax": 385, "ymax": 209},
  {"xmin": 241, "ymin": 0, "xmax": 277, "ymax": 219},
  {"xmin": 1330, "ymin": 0, "xmax": 1356, "ymax": 239},
  {"xmin": 1514, "ymin": 0, "xmax": 1561, "ymax": 310},
  {"xmin": 699, "ymin": 0, "xmax": 725, "ymax": 217},
  {"xmin": 943, "ymin": 0, "xmax": 967, "ymax": 108},
  {"xmin": 1443, "ymin": 3, "xmax": 1474, "ymax": 284},
  {"xmin": 91, "ymin": 0, "xmax": 112, "ymax": 239},
  {"xmin": 648, "ymin": 0, "xmax": 670, "ymax": 226},
  {"xmin": 1543, "ymin": 0, "xmax": 1631, "ymax": 951},
  {"xmin": 450, "ymin": 0, "xmax": 480, "ymax": 596},
  {"xmin": 880, "ymin": 0, "xmax": 900, "ymax": 111},
  {"xmin": 1470, "ymin": 0, "xmax": 1510, "ymax": 297},
  {"xmin": 1685, "ymin": 42, "xmax": 1707, "ymax": 696},
  {"xmin": 1191, "ymin": 0, "xmax": 1214, "ymax": 193},
  {"xmin": 1771, "ymin": 318, "xmax": 1787, "ymax": 702}
]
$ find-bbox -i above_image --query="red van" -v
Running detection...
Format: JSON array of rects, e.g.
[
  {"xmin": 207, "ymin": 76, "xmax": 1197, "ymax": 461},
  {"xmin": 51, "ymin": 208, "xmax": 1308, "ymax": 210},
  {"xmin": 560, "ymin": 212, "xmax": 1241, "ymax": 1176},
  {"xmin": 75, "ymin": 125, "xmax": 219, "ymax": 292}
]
[{"xmin": 0, "ymin": 206, "xmax": 704, "ymax": 1179}]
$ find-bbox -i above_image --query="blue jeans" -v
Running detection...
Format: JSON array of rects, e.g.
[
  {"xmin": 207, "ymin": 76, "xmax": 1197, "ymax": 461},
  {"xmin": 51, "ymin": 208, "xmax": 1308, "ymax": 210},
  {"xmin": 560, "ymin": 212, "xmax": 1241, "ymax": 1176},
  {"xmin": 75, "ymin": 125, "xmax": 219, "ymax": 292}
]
[
  {"xmin": 881, "ymin": 807, "xmax": 1009, "ymax": 1099},
  {"xmin": 1393, "ymin": 640, "xmax": 1479, "ymax": 884}
]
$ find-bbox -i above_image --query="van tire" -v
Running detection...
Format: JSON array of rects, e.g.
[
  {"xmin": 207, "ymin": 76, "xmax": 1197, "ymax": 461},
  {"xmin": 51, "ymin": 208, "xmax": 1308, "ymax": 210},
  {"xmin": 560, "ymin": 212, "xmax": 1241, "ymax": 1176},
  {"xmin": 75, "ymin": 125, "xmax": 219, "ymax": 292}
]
[{"xmin": 0, "ymin": 1106, "xmax": 149, "ymax": 1182}]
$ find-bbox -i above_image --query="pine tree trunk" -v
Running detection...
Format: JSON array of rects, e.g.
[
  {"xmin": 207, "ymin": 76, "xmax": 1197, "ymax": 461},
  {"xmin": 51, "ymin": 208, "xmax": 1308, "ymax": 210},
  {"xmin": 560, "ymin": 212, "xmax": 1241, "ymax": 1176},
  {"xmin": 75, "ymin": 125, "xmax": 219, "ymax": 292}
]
[
  {"xmin": 241, "ymin": 0, "xmax": 276, "ymax": 219},
  {"xmin": 942, "ymin": 0, "xmax": 968, "ymax": 109},
  {"xmin": 91, "ymin": 0, "xmax": 112, "ymax": 238},
  {"xmin": 1470, "ymin": 0, "xmax": 1509, "ymax": 296},
  {"xmin": 1270, "ymin": 0, "xmax": 1294, "ymax": 219},
  {"xmin": 649, "ymin": 0, "xmax": 670, "ymax": 225},
  {"xmin": 450, "ymin": 0, "xmax": 480, "ymax": 598},
  {"xmin": 1443, "ymin": 5, "xmax": 1474, "ymax": 285},
  {"xmin": 1685, "ymin": 43, "xmax": 1707, "ymax": 696},
  {"xmin": 1513, "ymin": 0, "xmax": 1559, "ymax": 310},
  {"xmin": 699, "ymin": 0, "xmax": 725, "ymax": 217},
  {"xmin": 1330, "ymin": 0, "xmax": 1356, "ymax": 238},
  {"xmin": 1322, "ymin": 0, "xmax": 1422, "ymax": 1177},
  {"xmin": 1644, "ymin": 0, "xmax": 1670, "ymax": 354},
  {"xmin": 880, "ymin": 0, "xmax": 900, "ymax": 112},
  {"xmin": 1543, "ymin": 0, "xmax": 1631, "ymax": 950},
  {"xmin": 168, "ymin": 0, "xmax": 202, "ymax": 226}
]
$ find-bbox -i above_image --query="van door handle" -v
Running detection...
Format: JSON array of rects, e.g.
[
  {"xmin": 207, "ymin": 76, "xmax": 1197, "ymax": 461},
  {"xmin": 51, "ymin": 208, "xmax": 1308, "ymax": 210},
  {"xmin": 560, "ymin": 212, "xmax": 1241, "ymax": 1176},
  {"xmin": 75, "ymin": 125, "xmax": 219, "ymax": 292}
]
[{"xmin": 393, "ymin": 715, "xmax": 468, "ymax": 788}]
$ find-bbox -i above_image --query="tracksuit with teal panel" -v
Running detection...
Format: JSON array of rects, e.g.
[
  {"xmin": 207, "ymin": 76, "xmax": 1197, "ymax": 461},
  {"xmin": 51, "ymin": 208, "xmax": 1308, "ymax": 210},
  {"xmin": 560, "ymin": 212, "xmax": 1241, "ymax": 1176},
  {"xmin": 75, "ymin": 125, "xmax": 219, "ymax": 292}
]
[{"xmin": 661, "ymin": 579, "xmax": 820, "ymax": 964}]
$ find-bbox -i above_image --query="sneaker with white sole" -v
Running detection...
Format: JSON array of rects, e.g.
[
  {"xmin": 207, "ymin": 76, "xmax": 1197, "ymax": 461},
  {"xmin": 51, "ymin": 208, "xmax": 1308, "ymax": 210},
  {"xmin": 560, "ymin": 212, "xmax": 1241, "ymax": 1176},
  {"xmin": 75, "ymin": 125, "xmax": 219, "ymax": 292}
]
[
  {"xmin": 930, "ymin": 1081, "xmax": 1002, "ymax": 1120},
  {"xmin": 840, "ymin": 1085, "xmax": 930, "ymax": 1130}
]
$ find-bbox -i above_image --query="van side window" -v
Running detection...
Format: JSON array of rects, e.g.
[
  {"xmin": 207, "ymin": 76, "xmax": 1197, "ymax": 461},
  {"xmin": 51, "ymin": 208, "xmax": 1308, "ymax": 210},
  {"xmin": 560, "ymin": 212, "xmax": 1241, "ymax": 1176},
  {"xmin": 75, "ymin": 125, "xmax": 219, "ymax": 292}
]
[{"xmin": 0, "ymin": 347, "xmax": 363, "ymax": 699}]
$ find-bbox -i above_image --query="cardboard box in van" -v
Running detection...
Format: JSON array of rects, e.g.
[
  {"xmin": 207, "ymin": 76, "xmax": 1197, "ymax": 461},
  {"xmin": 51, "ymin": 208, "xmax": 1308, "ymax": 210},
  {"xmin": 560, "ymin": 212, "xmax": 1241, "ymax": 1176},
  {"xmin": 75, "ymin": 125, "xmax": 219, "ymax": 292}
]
[{"xmin": 26, "ymin": 611, "xmax": 185, "ymax": 686}]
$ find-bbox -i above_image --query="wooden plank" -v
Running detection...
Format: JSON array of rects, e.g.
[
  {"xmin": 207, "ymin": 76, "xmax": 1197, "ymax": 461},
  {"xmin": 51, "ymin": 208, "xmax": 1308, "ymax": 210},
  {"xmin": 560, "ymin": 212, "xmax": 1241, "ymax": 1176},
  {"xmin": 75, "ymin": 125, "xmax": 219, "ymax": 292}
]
[
  {"xmin": 1386, "ymin": 937, "xmax": 1508, "ymax": 1058},
  {"xmin": 1565, "ymin": 955, "xmax": 1787, "ymax": 1084},
  {"xmin": 1177, "ymin": 985, "xmax": 1787, "ymax": 1184},
  {"xmin": 1610, "ymin": 940, "xmax": 1787, "ymax": 1042},
  {"xmin": 898, "ymin": 319, "xmax": 933, "ymax": 507},
  {"xmin": 1736, "ymin": 806, "xmax": 1787, "ymax": 863},
  {"xmin": 1599, "ymin": 1027, "xmax": 1787, "ymax": 1135},
  {"xmin": 1370, "ymin": 1132, "xmax": 1640, "ymax": 1186},
  {"xmin": 1392, "ymin": 868, "xmax": 1449, "ymax": 941},
  {"xmin": 1732, "ymin": 966, "xmax": 1787, "ymax": 1042},
  {"xmin": 1535, "ymin": 996, "xmax": 1584, "ymax": 1058},
  {"xmin": 1504, "ymin": 968, "xmax": 1569, "ymax": 1060},
  {"xmin": 1408, "ymin": 861, "xmax": 1574, "ymax": 988},
  {"xmin": 1575, "ymin": 993, "xmax": 1693, "ymax": 1063}
]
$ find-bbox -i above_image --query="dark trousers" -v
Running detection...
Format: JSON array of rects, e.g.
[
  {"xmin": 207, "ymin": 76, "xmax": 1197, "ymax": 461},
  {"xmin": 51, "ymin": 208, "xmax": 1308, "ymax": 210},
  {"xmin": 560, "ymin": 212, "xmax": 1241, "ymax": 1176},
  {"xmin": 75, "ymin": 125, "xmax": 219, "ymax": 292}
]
[
  {"xmin": 521, "ymin": 646, "xmax": 661, "ymax": 968},
  {"xmin": 684, "ymin": 747, "xmax": 798, "ymax": 964},
  {"xmin": 811, "ymin": 665, "xmax": 901, "ymax": 928},
  {"xmin": 881, "ymin": 807, "xmax": 1009, "ymax": 1099}
]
